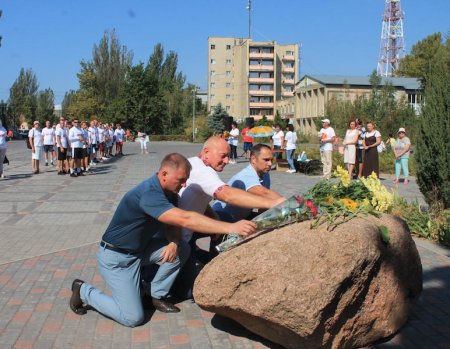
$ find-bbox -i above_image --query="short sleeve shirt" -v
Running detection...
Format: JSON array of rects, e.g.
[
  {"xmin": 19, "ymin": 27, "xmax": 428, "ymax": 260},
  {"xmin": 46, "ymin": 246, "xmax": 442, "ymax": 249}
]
[
  {"xmin": 55, "ymin": 127, "xmax": 68, "ymax": 148},
  {"xmin": 102, "ymin": 175, "xmax": 177, "ymax": 252},
  {"xmin": 272, "ymin": 130, "xmax": 284, "ymax": 146},
  {"xmin": 0, "ymin": 127, "xmax": 7, "ymax": 149},
  {"xmin": 115, "ymin": 129, "xmax": 125, "ymax": 142},
  {"xmin": 229, "ymin": 128, "xmax": 239, "ymax": 146},
  {"xmin": 395, "ymin": 136, "xmax": 411, "ymax": 159},
  {"xmin": 178, "ymin": 156, "xmax": 226, "ymax": 241},
  {"xmin": 212, "ymin": 164, "xmax": 270, "ymax": 222},
  {"xmin": 42, "ymin": 127, "xmax": 55, "ymax": 145},
  {"xmin": 319, "ymin": 127, "xmax": 335, "ymax": 151},
  {"xmin": 285, "ymin": 131, "xmax": 297, "ymax": 150},
  {"xmin": 29, "ymin": 128, "xmax": 43, "ymax": 147}
]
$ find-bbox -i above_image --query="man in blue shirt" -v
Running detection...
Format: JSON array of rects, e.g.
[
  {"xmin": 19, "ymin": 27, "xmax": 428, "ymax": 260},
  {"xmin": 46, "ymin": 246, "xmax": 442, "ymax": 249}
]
[
  {"xmin": 213, "ymin": 144, "xmax": 283, "ymax": 222},
  {"xmin": 70, "ymin": 153, "xmax": 256, "ymax": 327}
]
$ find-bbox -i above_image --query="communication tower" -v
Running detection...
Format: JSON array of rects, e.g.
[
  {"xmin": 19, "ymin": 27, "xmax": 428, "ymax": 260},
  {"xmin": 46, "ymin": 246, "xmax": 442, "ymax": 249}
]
[{"xmin": 377, "ymin": 0, "xmax": 405, "ymax": 77}]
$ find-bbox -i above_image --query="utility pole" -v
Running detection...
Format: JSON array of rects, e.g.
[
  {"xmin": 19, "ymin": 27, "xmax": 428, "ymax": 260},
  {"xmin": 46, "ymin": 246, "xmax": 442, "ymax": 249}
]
[
  {"xmin": 192, "ymin": 87, "xmax": 198, "ymax": 142},
  {"xmin": 247, "ymin": 0, "xmax": 252, "ymax": 39}
]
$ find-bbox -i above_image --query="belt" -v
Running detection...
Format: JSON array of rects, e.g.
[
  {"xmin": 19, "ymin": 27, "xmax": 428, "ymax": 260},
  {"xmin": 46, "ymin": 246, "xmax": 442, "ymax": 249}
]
[{"xmin": 100, "ymin": 241, "xmax": 136, "ymax": 255}]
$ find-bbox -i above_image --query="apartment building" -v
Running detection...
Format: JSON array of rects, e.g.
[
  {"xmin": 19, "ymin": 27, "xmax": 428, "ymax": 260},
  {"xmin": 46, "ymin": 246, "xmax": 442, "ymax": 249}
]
[{"xmin": 207, "ymin": 37, "xmax": 298, "ymax": 121}]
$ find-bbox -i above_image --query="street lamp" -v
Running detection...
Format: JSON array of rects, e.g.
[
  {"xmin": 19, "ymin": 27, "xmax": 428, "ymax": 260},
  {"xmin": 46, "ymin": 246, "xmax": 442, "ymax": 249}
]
[{"xmin": 192, "ymin": 86, "xmax": 199, "ymax": 142}]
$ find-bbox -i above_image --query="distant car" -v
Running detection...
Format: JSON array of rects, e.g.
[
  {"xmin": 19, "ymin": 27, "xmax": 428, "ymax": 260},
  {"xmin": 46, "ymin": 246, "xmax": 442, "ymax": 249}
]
[{"xmin": 18, "ymin": 129, "xmax": 29, "ymax": 139}]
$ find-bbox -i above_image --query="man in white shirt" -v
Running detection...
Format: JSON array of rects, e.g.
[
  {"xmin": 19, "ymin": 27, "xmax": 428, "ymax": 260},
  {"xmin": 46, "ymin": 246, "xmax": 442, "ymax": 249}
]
[
  {"xmin": 171, "ymin": 136, "xmax": 285, "ymax": 299},
  {"xmin": 55, "ymin": 117, "xmax": 68, "ymax": 175},
  {"xmin": 88, "ymin": 120, "xmax": 98, "ymax": 166},
  {"xmin": 318, "ymin": 118, "xmax": 336, "ymax": 179},
  {"xmin": 114, "ymin": 124, "xmax": 125, "ymax": 155},
  {"xmin": 68, "ymin": 119, "xmax": 86, "ymax": 177},
  {"xmin": 42, "ymin": 120, "xmax": 56, "ymax": 166}
]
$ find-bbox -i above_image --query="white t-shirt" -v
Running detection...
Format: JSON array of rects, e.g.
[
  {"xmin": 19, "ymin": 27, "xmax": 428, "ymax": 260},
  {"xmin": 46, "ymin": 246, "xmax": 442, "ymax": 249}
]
[
  {"xmin": 42, "ymin": 127, "xmax": 55, "ymax": 145},
  {"xmin": 29, "ymin": 128, "xmax": 43, "ymax": 147},
  {"xmin": 98, "ymin": 127, "xmax": 105, "ymax": 142},
  {"xmin": 285, "ymin": 131, "xmax": 297, "ymax": 150},
  {"xmin": 68, "ymin": 126, "xmax": 83, "ymax": 148},
  {"xmin": 178, "ymin": 156, "xmax": 226, "ymax": 242},
  {"xmin": 114, "ymin": 129, "xmax": 125, "ymax": 142},
  {"xmin": 272, "ymin": 130, "xmax": 284, "ymax": 146},
  {"xmin": 0, "ymin": 127, "xmax": 7, "ymax": 149},
  {"xmin": 319, "ymin": 127, "xmax": 336, "ymax": 152},
  {"xmin": 365, "ymin": 130, "xmax": 381, "ymax": 139},
  {"xmin": 229, "ymin": 128, "xmax": 239, "ymax": 146},
  {"xmin": 55, "ymin": 127, "xmax": 68, "ymax": 148},
  {"xmin": 88, "ymin": 127, "xmax": 97, "ymax": 144}
]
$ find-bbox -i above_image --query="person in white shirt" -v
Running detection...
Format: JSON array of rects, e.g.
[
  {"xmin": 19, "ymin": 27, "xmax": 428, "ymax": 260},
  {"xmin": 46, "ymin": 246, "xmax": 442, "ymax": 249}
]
[
  {"xmin": 88, "ymin": 120, "xmax": 98, "ymax": 166},
  {"xmin": 0, "ymin": 120, "xmax": 8, "ymax": 179},
  {"xmin": 171, "ymin": 136, "xmax": 285, "ymax": 299},
  {"xmin": 114, "ymin": 124, "xmax": 125, "ymax": 155},
  {"xmin": 68, "ymin": 119, "xmax": 86, "ymax": 177},
  {"xmin": 98, "ymin": 123, "xmax": 106, "ymax": 160},
  {"xmin": 284, "ymin": 124, "xmax": 297, "ymax": 173},
  {"xmin": 228, "ymin": 121, "xmax": 239, "ymax": 164},
  {"xmin": 81, "ymin": 121, "xmax": 90, "ymax": 172},
  {"xmin": 29, "ymin": 120, "xmax": 43, "ymax": 174},
  {"xmin": 107, "ymin": 124, "xmax": 115, "ymax": 156},
  {"xmin": 271, "ymin": 124, "xmax": 284, "ymax": 160},
  {"xmin": 42, "ymin": 120, "xmax": 56, "ymax": 166},
  {"xmin": 55, "ymin": 118, "xmax": 68, "ymax": 175},
  {"xmin": 318, "ymin": 118, "xmax": 336, "ymax": 178}
]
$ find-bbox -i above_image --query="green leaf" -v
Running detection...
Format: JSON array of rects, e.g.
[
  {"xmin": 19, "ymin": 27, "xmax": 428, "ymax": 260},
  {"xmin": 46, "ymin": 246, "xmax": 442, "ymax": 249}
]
[{"xmin": 379, "ymin": 225, "xmax": 390, "ymax": 244}]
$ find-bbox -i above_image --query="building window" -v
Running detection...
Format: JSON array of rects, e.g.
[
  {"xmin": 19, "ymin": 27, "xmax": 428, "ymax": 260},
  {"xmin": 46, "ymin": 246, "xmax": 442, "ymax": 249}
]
[
  {"xmin": 226, "ymin": 71, "xmax": 231, "ymax": 77},
  {"xmin": 226, "ymin": 59, "xmax": 231, "ymax": 65},
  {"xmin": 226, "ymin": 106, "xmax": 231, "ymax": 111},
  {"xmin": 226, "ymin": 94, "xmax": 231, "ymax": 100},
  {"xmin": 210, "ymin": 94, "xmax": 215, "ymax": 100},
  {"xmin": 226, "ymin": 44, "xmax": 231, "ymax": 50},
  {"xmin": 210, "ymin": 59, "xmax": 216, "ymax": 64},
  {"xmin": 210, "ymin": 71, "xmax": 215, "ymax": 76},
  {"xmin": 226, "ymin": 82, "xmax": 231, "ymax": 88},
  {"xmin": 210, "ymin": 82, "xmax": 215, "ymax": 88},
  {"xmin": 286, "ymin": 50, "xmax": 294, "ymax": 55},
  {"xmin": 210, "ymin": 44, "xmax": 215, "ymax": 50}
]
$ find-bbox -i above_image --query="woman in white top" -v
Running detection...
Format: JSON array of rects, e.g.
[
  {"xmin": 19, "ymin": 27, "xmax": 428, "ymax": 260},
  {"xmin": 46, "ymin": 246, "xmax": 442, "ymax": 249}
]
[
  {"xmin": 343, "ymin": 120, "xmax": 359, "ymax": 178},
  {"xmin": 284, "ymin": 124, "xmax": 297, "ymax": 173},
  {"xmin": 228, "ymin": 121, "xmax": 239, "ymax": 164},
  {"xmin": 0, "ymin": 120, "xmax": 8, "ymax": 179},
  {"xmin": 137, "ymin": 130, "xmax": 149, "ymax": 154},
  {"xmin": 271, "ymin": 124, "xmax": 284, "ymax": 160},
  {"xmin": 29, "ymin": 120, "xmax": 44, "ymax": 174}
]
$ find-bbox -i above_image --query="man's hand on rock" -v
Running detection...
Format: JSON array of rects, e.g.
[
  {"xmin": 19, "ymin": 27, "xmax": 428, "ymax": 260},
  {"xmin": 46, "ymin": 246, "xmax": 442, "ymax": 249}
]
[{"xmin": 230, "ymin": 220, "xmax": 257, "ymax": 237}]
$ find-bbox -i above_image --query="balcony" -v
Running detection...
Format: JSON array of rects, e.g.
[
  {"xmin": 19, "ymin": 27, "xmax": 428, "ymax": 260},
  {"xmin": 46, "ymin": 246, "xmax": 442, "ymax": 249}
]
[
  {"xmin": 248, "ymin": 77, "xmax": 274, "ymax": 84},
  {"xmin": 283, "ymin": 78, "xmax": 295, "ymax": 85},
  {"xmin": 282, "ymin": 54, "xmax": 295, "ymax": 61},
  {"xmin": 252, "ymin": 114, "xmax": 274, "ymax": 120},
  {"xmin": 282, "ymin": 91, "xmax": 295, "ymax": 97},
  {"xmin": 249, "ymin": 102, "xmax": 274, "ymax": 108},
  {"xmin": 282, "ymin": 67, "xmax": 295, "ymax": 73},
  {"xmin": 249, "ymin": 52, "xmax": 274, "ymax": 59},
  {"xmin": 249, "ymin": 65, "xmax": 274, "ymax": 72},
  {"xmin": 249, "ymin": 90, "xmax": 274, "ymax": 96}
]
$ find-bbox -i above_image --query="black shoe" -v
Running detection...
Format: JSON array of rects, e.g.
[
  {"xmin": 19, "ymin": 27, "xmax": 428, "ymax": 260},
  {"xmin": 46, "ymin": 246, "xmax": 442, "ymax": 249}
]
[
  {"xmin": 70, "ymin": 279, "xmax": 87, "ymax": 315},
  {"xmin": 70, "ymin": 173, "xmax": 77, "ymax": 177},
  {"xmin": 77, "ymin": 172, "xmax": 86, "ymax": 176},
  {"xmin": 152, "ymin": 297, "xmax": 180, "ymax": 313},
  {"xmin": 45, "ymin": 163, "xmax": 48, "ymax": 166}
]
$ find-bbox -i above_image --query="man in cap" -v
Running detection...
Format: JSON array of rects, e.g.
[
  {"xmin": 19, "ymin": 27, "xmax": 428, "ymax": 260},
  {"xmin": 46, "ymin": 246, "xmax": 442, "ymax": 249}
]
[{"xmin": 318, "ymin": 118, "xmax": 336, "ymax": 178}]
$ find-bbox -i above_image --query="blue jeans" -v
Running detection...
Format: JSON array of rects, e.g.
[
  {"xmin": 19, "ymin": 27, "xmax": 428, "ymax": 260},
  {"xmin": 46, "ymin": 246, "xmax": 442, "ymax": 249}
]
[
  {"xmin": 286, "ymin": 149, "xmax": 295, "ymax": 170},
  {"xmin": 80, "ymin": 238, "xmax": 190, "ymax": 327},
  {"xmin": 395, "ymin": 157, "xmax": 409, "ymax": 178}
]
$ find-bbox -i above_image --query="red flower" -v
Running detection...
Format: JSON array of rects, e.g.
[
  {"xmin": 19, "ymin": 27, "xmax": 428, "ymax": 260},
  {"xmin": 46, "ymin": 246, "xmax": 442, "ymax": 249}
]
[
  {"xmin": 305, "ymin": 200, "xmax": 318, "ymax": 217},
  {"xmin": 296, "ymin": 195, "xmax": 303, "ymax": 204}
]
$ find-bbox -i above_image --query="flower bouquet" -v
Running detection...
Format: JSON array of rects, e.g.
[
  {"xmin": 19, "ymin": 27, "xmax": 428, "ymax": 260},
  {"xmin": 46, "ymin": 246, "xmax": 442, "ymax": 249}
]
[{"xmin": 216, "ymin": 195, "xmax": 319, "ymax": 252}]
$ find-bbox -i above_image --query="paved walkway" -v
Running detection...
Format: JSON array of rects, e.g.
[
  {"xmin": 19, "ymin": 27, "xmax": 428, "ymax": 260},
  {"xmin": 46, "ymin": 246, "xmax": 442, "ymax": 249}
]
[{"xmin": 0, "ymin": 140, "xmax": 448, "ymax": 349}]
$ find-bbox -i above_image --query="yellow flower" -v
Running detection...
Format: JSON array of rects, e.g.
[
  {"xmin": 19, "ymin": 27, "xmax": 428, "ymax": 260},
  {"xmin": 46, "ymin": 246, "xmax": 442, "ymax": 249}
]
[
  {"xmin": 326, "ymin": 197, "xmax": 334, "ymax": 204},
  {"xmin": 359, "ymin": 173, "xmax": 394, "ymax": 212},
  {"xmin": 339, "ymin": 198, "xmax": 358, "ymax": 211},
  {"xmin": 334, "ymin": 166, "xmax": 351, "ymax": 187}
]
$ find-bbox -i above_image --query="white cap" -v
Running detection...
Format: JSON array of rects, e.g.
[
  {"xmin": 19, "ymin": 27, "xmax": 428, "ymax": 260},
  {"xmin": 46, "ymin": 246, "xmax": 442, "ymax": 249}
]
[
  {"xmin": 398, "ymin": 127, "xmax": 406, "ymax": 133},
  {"xmin": 321, "ymin": 118, "xmax": 331, "ymax": 124}
]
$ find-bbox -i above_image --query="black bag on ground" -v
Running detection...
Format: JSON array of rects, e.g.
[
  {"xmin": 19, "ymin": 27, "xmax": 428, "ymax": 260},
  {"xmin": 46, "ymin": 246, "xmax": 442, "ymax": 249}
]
[
  {"xmin": 3, "ymin": 155, "xmax": 9, "ymax": 165},
  {"xmin": 26, "ymin": 138, "xmax": 32, "ymax": 149}
]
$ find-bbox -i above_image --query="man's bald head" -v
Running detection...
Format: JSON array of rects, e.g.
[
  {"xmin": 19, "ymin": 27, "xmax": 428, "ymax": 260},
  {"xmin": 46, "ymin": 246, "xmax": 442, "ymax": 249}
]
[{"xmin": 200, "ymin": 136, "xmax": 230, "ymax": 172}]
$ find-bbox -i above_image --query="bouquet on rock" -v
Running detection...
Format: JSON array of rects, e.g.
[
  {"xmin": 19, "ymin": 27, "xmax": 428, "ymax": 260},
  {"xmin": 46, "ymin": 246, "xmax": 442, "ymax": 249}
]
[{"xmin": 216, "ymin": 195, "xmax": 319, "ymax": 252}]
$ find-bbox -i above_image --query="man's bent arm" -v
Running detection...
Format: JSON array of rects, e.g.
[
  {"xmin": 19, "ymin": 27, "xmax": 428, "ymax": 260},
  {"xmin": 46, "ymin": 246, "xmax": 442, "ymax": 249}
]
[
  {"xmin": 248, "ymin": 185, "xmax": 283, "ymax": 201},
  {"xmin": 158, "ymin": 207, "xmax": 256, "ymax": 236},
  {"xmin": 217, "ymin": 186, "xmax": 285, "ymax": 210}
]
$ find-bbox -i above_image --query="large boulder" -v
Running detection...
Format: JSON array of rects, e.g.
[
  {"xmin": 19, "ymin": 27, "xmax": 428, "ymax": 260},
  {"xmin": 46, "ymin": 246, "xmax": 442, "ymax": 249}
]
[{"xmin": 194, "ymin": 214, "xmax": 422, "ymax": 349}]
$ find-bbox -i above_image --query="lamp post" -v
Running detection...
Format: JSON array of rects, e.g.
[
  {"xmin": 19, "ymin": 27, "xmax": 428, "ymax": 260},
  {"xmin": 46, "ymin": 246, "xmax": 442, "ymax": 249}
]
[{"xmin": 192, "ymin": 87, "xmax": 198, "ymax": 142}]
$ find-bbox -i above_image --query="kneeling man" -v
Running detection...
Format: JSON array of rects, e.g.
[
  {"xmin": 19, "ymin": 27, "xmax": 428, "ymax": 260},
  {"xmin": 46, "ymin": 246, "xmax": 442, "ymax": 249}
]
[{"xmin": 70, "ymin": 153, "xmax": 255, "ymax": 327}]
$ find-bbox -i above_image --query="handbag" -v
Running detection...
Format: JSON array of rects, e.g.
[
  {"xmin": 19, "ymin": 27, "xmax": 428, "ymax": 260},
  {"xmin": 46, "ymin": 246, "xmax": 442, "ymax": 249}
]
[
  {"xmin": 377, "ymin": 142, "xmax": 386, "ymax": 153},
  {"xmin": 26, "ymin": 138, "xmax": 32, "ymax": 149}
]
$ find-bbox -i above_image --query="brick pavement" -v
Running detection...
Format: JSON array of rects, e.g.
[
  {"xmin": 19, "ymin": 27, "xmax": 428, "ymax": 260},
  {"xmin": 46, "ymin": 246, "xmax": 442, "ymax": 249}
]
[{"xmin": 0, "ymin": 140, "xmax": 449, "ymax": 349}]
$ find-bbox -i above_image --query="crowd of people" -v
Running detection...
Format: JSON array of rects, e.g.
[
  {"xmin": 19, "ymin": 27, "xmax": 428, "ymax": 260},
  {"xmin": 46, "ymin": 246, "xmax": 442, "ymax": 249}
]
[
  {"xmin": 25, "ymin": 117, "xmax": 126, "ymax": 177},
  {"xmin": 319, "ymin": 118, "xmax": 411, "ymax": 184}
]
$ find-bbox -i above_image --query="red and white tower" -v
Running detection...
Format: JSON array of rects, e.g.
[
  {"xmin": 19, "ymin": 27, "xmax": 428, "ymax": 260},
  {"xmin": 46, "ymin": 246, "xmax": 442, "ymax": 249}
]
[{"xmin": 377, "ymin": 0, "xmax": 405, "ymax": 77}]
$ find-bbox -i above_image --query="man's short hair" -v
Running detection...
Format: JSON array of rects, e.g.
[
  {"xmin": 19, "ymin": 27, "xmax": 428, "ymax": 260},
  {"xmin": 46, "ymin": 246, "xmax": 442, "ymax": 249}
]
[
  {"xmin": 160, "ymin": 153, "xmax": 192, "ymax": 172},
  {"xmin": 250, "ymin": 144, "xmax": 272, "ymax": 158}
]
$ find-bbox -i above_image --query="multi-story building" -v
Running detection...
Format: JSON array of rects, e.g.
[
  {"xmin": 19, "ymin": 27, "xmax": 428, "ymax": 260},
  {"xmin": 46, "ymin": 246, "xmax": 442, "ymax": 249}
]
[
  {"xmin": 278, "ymin": 75, "xmax": 422, "ymax": 134},
  {"xmin": 207, "ymin": 37, "xmax": 298, "ymax": 121}
]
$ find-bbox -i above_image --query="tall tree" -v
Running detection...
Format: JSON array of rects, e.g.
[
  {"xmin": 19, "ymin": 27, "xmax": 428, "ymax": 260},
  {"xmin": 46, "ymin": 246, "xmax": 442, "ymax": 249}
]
[
  {"xmin": 8, "ymin": 68, "xmax": 38, "ymax": 126},
  {"xmin": 415, "ymin": 46, "xmax": 450, "ymax": 209},
  {"xmin": 37, "ymin": 88, "xmax": 55, "ymax": 123},
  {"xmin": 207, "ymin": 103, "xmax": 228, "ymax": 135}
]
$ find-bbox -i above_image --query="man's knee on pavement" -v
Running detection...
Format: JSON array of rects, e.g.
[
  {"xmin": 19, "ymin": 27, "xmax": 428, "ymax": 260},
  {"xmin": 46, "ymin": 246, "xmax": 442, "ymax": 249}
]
[{"xmin": 121, "ymin": 308, "xmax": 144, "ymax": 327}]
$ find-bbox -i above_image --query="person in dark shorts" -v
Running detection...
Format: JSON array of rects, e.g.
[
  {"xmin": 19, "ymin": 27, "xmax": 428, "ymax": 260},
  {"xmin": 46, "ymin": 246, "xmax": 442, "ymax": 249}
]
[
  {"xmin": 55, "ymin": 118, "xmax": 68, "ymax": 175},
  {"xmin": 68, "ymin": 119, "xmax": 85, "ymax": 177}
]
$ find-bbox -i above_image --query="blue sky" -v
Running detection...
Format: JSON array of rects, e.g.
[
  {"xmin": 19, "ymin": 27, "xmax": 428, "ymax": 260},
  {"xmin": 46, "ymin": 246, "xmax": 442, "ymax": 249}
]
[{"xmin": 0, "ymin": 0, "xmax": 449, "ymax": 104}]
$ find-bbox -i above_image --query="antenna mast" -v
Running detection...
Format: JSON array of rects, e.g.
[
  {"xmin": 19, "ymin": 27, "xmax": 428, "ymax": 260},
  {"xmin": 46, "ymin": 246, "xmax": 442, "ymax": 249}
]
[
  {"xmin": 247, "ymin": 0, "xmax": 252, "ymax": 39},
  {"xmin": 377, "ymin": 0, "xmax": 405, "ymax": 77}
]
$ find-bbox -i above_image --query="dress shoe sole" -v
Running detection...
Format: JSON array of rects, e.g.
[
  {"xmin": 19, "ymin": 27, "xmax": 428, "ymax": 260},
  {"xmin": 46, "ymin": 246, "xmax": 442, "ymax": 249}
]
[{"xmin": 70, "ymin": 279, "xmax": 87, "ymax": 315}]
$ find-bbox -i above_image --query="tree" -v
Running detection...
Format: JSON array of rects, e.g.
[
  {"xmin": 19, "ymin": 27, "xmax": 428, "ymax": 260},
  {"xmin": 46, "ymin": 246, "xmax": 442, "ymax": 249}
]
[
  {"xmin": 415, "ymin": 46, "xmax": 450, "ymax": 209},
  {"xmin": 37, "ymin": 88, "xmax": 55, "ymax": 123},
  {"xmin": 398, "ymin": 33, "xmax": 450, "ymax": 84},
  {"xmin": 8, "ymin": 68, "xmax": 38, "ymax": 126},
  {"xmin": 207, "ymin": 104, "xmax": 228, "ymax": 135}
]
